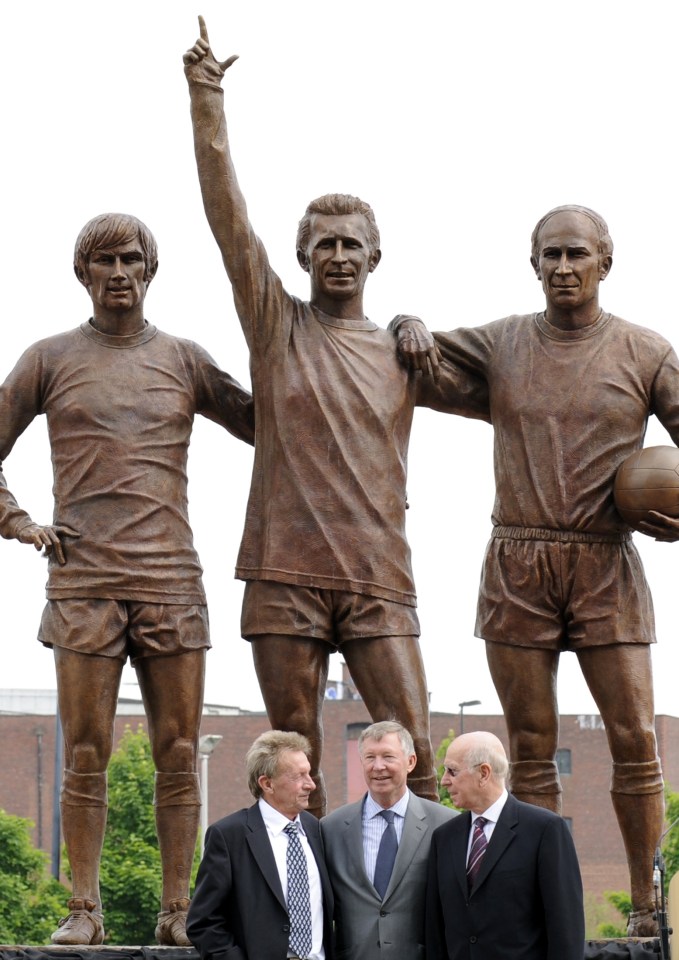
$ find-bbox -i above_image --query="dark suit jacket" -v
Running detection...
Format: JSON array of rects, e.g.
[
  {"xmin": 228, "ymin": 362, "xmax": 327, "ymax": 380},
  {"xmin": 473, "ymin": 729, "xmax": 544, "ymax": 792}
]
[
  {"xmin": 187, "ymin": 802, "xmax": 334, "ymax": 960},
  {"xmin": 426, "ymin": 794, "xmax": 584, "ymax": 960}
]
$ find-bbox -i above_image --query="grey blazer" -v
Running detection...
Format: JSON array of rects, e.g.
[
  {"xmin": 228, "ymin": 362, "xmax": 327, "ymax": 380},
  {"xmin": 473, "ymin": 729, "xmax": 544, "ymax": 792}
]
[{"xmin": 321, "ymin": 790, "xmax": 456, "ymax": 960}]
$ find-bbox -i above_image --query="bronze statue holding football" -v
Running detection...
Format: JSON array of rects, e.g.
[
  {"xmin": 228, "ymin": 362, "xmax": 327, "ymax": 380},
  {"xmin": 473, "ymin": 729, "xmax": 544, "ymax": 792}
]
[{"xmin": 397, "ymin": 205, "xmax": 679, "ymax": 935}]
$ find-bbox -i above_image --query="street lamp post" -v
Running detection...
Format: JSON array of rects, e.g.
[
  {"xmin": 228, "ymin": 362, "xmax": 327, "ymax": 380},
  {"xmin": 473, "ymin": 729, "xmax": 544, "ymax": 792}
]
[
  {"xmin": 198, "ymin": 734, "xmax": 223, "ymax": 853},
  {"xmin": 458, "ymin": 700, "xmax": 481, "ymax": 735}
]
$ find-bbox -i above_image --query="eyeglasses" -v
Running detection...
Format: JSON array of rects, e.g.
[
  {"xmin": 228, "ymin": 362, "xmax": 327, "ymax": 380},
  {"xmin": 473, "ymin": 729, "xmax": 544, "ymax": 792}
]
[{"xmin": 443, "ymin": 763, "xmax": 480, "ymax": 778}]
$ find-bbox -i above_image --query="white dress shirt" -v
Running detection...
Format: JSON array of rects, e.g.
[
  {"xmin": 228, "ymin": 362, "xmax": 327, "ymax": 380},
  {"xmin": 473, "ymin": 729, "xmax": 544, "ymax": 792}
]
[
  {"xmin": 259, "ymin": 797, "xmax": 325, "ymax": 959},
  {"xmin": 466, "ymin": 788, "xmax": 509, "ymax": 863}
]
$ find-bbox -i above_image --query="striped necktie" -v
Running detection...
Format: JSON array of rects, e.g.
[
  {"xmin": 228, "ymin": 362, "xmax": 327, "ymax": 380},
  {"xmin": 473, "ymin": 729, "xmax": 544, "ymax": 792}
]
[{"xmin": 466, "ymin": 816, "xmax": 488, "ymax": 890}]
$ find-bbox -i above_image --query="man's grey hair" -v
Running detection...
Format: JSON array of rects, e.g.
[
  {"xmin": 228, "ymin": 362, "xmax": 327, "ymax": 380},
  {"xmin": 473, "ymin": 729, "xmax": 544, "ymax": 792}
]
[
  {"xmin": 358, "ymin": 720, "xmax": 415, "ymax": 758},
  {"xmin": 530, "ymin": 204, "xmax": 614, "ymax": 262},
  {"xmin": 296, "ymin": 193, "xmax": 381, "ymax": 254},
  {"xmin": 245, "ymin": 730, "xmax": 311, "ymax": 799},
  {"xmin": 463, "ymin": 740, "xmax": 509, "ymax": 783}
]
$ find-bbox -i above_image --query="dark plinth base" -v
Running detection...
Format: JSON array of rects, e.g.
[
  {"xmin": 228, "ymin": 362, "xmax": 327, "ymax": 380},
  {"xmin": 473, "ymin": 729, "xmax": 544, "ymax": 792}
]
[
  {"xmin": 0, "ymin": 942, "xmax": 663, "ymax": 960},
  {"xmin": 586, "ymin": 940, "xmax": 661, "ymax": 958},
  {"xmin": 0, "ymin": 950, "xmax": 198, "ymax": 960}
]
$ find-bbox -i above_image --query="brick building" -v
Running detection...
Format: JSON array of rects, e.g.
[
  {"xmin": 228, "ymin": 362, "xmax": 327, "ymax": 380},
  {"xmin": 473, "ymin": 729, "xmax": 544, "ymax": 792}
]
[{"xmin": 2, "ymin": 687, "xmax": 678, "ymax": 931}]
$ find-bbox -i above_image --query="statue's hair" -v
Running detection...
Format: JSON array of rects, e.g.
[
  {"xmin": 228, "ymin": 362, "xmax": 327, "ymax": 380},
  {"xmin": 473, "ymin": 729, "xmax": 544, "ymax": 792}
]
[
  {"xmin": 530, "ymin": 204, "xmax": 613, "ymax": 262},
  {"xmin": 358, "ymin": 720, "xmax": 415, "ymax": 758},
  {"xmin": 462, "ymin": 737, "xmax": 509, "ymax": 783},
  {"xmin": 296, "ymin": 194, "xmax": 380, "ymax": 253},
  {"xmin": 245, "ymin": 730, "xmax": 311, "ymax": 799},
  {"xmin": 74, "ymin": 213, "xmax": 158, "ymax": 284}
]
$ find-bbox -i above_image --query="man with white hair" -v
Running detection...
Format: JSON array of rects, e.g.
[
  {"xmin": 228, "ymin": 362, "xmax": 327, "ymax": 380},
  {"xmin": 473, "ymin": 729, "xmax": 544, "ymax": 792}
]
[
  {"xmin": 426, "ymin": 731, "xmax": 584, "ymax": 960},
  {"xmin": 322, "ymin": 721, "xmax": 455, "ymax": 959}
]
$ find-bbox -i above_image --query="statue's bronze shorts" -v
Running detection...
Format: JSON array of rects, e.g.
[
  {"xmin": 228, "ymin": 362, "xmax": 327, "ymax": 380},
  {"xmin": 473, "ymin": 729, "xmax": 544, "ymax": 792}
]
[
  {"xmin": 241, "ymin": 579, "xmax": 419, "ymax": 647},
  {"xmin": 476, "ymin": 533, "xmax": 655, "ymax": 650},
  {"xmin": 38, "ymin": 598, "xmax": 210, "ymax": 663}
]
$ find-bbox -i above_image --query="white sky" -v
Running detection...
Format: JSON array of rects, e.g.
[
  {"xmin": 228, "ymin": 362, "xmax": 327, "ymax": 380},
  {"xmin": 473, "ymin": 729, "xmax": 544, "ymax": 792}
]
[{"xmin": 1, "ymin": 1, "xmax": 678, "ymax": 723}]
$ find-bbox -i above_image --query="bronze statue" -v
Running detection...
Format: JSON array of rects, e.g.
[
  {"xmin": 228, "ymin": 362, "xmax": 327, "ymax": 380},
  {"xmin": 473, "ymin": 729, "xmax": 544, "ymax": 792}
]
[
  {"xmin": 0, "ymin": 213, "xmax": 254, "ymax": 945},
  {"xmin": 396, "ymin": 205, "xmax": 679, "ymax": 936},
  {"xmin": 183, "ymin": 17, "xmax": 487, "ymax": 817}
]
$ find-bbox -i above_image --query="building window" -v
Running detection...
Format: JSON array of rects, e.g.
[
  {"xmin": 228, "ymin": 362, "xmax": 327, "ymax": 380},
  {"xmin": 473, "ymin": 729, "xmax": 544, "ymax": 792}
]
[
  {"xmin": 345, "ymin": 724, "xmax": 370, "ymax": 803},
  {"xmin": 556, "ymin": 748, "xmax": 572, "ymax": 775},
  {"xmin": 346, "ymin": 722, "xmax": 369, "ymax": 741}
]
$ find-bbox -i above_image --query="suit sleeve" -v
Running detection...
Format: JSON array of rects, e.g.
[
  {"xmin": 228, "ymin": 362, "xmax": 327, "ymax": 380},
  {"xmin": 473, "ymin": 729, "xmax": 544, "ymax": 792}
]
[
  {"xmin": 425, "ymin": 830, "xmax": 448, "ymax": 960},
  {"xmin": 186, "ymin": 825, "xmax": 246, "ymax": 960},
  {"xmin": 538, "ymin": 817, "xmax": 585, "ymax": 960}
]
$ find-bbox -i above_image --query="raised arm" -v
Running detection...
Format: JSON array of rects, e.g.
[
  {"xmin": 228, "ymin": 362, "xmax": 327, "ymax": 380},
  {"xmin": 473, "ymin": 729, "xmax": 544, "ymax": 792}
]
[
  {"xmin": 184, "ymin": 17, "xmax": 287, "ymax": 352},
  {"xmin": 183, "ymin": 17, "xmax": 245, "ymax": 271}
]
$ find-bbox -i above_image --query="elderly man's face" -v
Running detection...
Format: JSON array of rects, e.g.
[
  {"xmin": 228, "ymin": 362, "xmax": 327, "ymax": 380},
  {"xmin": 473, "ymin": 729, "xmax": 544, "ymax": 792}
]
[
  {"xmin": 259, "ymin": 749, "xmax": 315, "ymax": 820},
  {"xmin": 360, "ymin": 732, "xmax": 416, "ymax": 809},
  {"xmin": 440, "ymin": 742, "xmax": 486, "ymax": 812},
  {"xmin": 534, "ymin": 211, "xmax": 609, "ymax": 313},
  {"xmin": 300, "ymin": 213, "xmax": 379, "ymax": 302}
]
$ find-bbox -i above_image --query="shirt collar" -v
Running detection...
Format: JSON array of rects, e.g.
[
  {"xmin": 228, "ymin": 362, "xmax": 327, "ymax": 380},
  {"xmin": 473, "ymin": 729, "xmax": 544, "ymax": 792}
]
[
  {"xmin": 364, "ymin": 789, "xmax": 410, "ymax": 820},
  {"xmin": 258, "ymin": 796, "xmax": 306, "ymax": 837},
  {"xmin": 473, "ymin": 788, "xmax": 508, "ymax": 825}
]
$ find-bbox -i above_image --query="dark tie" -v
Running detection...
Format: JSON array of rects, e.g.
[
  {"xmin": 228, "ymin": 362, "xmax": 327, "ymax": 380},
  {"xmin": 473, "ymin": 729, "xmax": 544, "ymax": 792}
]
[
  {"xmin": 284, "ymin": 822, "xmax": 312, "ymax": 958},
  {"xmin": 466, "ymin": 816, "xmax": 488, "ymax": 890},
  {"xmin": 373, "ymin": 810, "xmax": 398, "ymax": 898}
]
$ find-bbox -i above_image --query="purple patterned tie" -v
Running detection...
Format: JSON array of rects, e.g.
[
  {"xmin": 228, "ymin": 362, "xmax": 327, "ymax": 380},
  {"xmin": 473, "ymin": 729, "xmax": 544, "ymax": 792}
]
[{"xmin": 466, "ymin": 816, "xmax": 488, "ymax": 890}]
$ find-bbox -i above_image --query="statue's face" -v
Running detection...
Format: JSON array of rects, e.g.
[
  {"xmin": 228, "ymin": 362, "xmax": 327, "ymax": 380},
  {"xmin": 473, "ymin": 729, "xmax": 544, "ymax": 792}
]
[
  {"xmin": 534, "ymin": 211, "xmax": 610, "ymax": 312},
  {"xmin": 84, "ymin": 239, "xmax": 148, "ymax": 315},
  {"xmin": 300, "ymin": 213, "xmax": 379, "ymax": 302}
]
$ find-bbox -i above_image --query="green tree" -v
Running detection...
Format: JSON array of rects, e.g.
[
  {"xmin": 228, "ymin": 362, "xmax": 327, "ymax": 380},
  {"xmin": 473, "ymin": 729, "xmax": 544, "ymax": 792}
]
[
  {"xmin": 0, "ymin": 808, "xmax": 69, "ymax": 945},
  {"xmin": 435, "ymin": 730, "xmax": 457, "ymax": 809},
  {"xmin": 99, "ymin": 725, "xmax": 164, "ymax": 945},
  {"xmin": 662, "ymin": 785, "xmax": 679, "ymax": 881},
  {"xmin": 595, "ymin": 890, "xmax": 631, "ymax": 938}
]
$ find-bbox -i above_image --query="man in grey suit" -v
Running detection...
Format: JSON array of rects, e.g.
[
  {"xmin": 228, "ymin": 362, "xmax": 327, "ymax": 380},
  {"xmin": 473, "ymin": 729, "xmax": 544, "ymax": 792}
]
[{"xmin": 321, "ymin": 721, "xmax": 455, "ymax": 960}]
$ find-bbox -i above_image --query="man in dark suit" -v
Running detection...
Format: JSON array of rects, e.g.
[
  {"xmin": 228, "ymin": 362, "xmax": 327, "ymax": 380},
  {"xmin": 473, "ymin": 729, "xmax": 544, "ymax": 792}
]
[
  {"xmin": 322, "ymin": 721, "xmax": 455, "ymax": 960},
  {"xmin": 187, "ymin": 730, "xmax": 334, "ymax": 960},
  {"xmin": 426, "ymin": 731, "xmax": 584, "ymax": 960}
]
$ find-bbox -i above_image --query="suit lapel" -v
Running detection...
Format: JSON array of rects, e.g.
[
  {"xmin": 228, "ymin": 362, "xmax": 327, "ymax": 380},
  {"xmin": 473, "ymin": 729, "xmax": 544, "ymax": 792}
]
[
  {"xmin": 301, "ymin": 811, "xmax": 334, "ymax": 909},
  {"xmin": 470, "ymin": 794, "xmax": 518, "ymax": 896},
  {"xmin": 344, "ymin": 801, "xmax": 376, "ymax": 894},
  {"xmin": 245, "ymin": 803, "xmax": 287, "ymax": 912},
  {"xmin": 383, "ymin": 791, "xmax": 428, "ymax": 900},
  {"xmin": 452, "ymin": 811, "xmax": 472, "ymax": 898}
]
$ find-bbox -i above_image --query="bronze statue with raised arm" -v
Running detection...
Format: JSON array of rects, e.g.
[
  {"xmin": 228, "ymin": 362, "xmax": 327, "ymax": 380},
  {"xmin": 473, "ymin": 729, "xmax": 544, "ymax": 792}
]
[
  {"xmin": 0, "ymin": 213, "xmax": 254, "ymax": 945},
  {"xmin": 183, "ymin": 18, "xmax": 488, "ymax": 817},
  {"xmin": 396, "ymin": 205, "xmax": 679, "ymax": 936}
]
